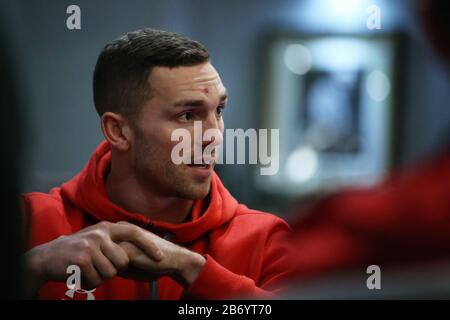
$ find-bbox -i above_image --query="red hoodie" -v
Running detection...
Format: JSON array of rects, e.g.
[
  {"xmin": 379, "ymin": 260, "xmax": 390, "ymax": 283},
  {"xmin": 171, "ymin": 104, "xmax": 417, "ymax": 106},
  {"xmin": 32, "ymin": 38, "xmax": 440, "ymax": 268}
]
[{"xmin": 22, "ymin": 141, "xmax": 292, "ymax": 300}]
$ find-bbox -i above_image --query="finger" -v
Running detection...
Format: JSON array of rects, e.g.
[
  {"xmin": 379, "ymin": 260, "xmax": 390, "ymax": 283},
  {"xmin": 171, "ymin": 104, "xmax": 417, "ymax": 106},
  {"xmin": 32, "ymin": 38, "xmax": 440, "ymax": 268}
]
[
  {"xmin": 118, "ymin": 241, "xmax": 142, "ymax": 259},
  {"xmin": 100, "ymin": 239, "xmax": 130, "ymax": 272},
  {"xmin": 110, "ymin": 222, "xmax": 163, "ymax": 261},
  {"xmin": 81, "ymin": 262, "xmax": 103, "ymax": 290},
  {"xmin": 119, "ymin": 242, "xmax": 158, "ymax": 270},
  {"xmin": 91, "ymin": 249, "xmax": 118, "ymax": 281},
  {"xmin": 119, "ymin": 241, "xmax": 153, "ymax": 266}
]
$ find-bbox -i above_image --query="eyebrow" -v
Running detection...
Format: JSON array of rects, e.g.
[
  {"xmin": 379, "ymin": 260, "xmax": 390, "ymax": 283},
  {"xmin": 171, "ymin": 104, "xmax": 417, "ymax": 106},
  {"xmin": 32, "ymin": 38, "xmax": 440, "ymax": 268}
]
[{"xmin": 173, "ymin": 89, "xmax": 228, "ymax": 107}]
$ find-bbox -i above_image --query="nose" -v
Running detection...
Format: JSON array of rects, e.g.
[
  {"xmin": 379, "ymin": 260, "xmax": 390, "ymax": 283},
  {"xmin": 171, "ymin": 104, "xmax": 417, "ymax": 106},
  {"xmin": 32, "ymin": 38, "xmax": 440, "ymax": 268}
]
[{"xmin": 202, "ymin": 113, "xmax": 223, "ymax": 148}]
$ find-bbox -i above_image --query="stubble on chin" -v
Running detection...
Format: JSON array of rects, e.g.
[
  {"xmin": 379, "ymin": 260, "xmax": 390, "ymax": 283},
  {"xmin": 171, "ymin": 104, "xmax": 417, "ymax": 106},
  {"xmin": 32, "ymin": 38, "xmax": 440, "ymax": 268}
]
[{"xmin": 169, "ymin": 165, "xmax": 212, "ymax": 200}]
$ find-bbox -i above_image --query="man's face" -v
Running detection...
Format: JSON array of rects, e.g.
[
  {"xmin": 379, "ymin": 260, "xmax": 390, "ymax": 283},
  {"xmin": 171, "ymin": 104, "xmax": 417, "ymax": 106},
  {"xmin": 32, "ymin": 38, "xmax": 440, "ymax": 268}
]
[{"xmin": 130, "ymin": 62, "xmax": 227, "ymax": 200}]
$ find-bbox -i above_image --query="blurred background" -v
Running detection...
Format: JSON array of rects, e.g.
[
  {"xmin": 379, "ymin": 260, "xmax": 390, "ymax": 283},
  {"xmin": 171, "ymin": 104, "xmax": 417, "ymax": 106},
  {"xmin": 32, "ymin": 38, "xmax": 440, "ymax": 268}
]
[{"xmin": 2, "ymin": 0, "xmax": 450, "ymax": 300}]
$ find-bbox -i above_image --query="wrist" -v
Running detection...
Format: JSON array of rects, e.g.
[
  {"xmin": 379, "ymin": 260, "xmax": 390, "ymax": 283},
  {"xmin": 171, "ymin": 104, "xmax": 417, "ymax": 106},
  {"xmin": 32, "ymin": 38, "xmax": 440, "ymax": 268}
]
[
  {"xmin": 176, "ymin": 250, "xmax": 205, "ymax": 289},
  {"xmin": 24, "ymin": 246, "xmax": 47, "ymax": 297}
]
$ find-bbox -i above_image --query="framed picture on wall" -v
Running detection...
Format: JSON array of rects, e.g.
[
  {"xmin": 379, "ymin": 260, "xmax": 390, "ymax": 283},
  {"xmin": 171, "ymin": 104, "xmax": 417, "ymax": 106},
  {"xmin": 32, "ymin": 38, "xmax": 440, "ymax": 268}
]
[{"xmin": 256, "ymin": 33, "xmax": 403, "ymax": 196}]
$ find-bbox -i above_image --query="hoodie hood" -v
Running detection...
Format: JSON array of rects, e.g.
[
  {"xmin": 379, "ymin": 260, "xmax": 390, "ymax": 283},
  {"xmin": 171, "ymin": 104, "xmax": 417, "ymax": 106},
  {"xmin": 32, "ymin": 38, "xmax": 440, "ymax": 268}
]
[{"xmin": 60, "ymin": 141, "xmax": 238, "ymax": 243}]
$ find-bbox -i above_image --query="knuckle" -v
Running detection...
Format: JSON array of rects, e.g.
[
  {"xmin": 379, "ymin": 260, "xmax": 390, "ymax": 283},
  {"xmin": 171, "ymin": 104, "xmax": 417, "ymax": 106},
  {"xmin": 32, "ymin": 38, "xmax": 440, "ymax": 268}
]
[
  {"xmin": 75, "ymin": 253, "xmax": 91, "ymax": 268},
  {"xmin": 117, "ymin": 256, "xmax": 130, "ymax": 271},
  {"xmin": 97, "ymin": 221, "xmax": 111, "ymax": 230},
  {"xmin": 105, "ymin": 268, "xmax": 117, "ymax": 280},
  {"xmin": 76, "ymin": 238, "xmax": 91, "ymax": 251},
  {"xmin": 129, "ymin": 225, "xmax": 142, "ymax": 238},
  {"xmin": 88, "ymin": 229, "xmax": 106, "ymax": 242}
]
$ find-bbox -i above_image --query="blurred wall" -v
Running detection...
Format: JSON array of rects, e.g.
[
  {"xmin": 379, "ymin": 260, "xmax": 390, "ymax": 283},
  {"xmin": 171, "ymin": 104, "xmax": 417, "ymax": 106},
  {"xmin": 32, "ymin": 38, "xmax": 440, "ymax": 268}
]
[{"xmin": 1, "ymin": 0, "xmax": 449, "ymax": 216}]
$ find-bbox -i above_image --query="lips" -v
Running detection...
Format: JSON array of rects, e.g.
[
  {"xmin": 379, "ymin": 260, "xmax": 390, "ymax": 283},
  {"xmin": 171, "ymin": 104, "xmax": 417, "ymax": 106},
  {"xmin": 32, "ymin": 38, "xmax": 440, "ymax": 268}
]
[
  {"xmin": 189, "ymin": 157, "xmax": 216, "ymax": 166},
  {"xmin": 187, "ymin": 163, "xmax": 210, "ymax": 169},
  {"xmin": 186, "ymin": 159, "xmax": 215, "ymax": 178},
  {"xmin": 187, "ymin": 159, "xmax": 214, "ymax": 169}
]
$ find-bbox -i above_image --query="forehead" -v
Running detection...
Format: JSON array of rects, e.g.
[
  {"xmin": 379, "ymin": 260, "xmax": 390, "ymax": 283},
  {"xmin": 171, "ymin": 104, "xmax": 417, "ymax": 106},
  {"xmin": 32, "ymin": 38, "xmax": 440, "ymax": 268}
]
[{"xmin": 149, "ymin": 62, "xmax": 226, "ymax": 100}]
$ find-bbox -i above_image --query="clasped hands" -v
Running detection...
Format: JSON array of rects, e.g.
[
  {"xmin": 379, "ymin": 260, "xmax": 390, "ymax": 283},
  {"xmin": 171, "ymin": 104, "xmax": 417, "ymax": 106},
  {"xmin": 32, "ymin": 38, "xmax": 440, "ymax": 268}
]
[{"xmin": 25, "ymin": 221, "xmax": 205, "ymax": 294}]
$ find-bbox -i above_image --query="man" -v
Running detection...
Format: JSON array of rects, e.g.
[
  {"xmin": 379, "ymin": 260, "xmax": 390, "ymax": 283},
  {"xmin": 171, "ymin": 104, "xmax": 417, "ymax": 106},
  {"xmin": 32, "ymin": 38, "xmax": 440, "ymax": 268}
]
[{"xmin": 22, "ymin": 28, "xmax": 292, "ymax": 300}]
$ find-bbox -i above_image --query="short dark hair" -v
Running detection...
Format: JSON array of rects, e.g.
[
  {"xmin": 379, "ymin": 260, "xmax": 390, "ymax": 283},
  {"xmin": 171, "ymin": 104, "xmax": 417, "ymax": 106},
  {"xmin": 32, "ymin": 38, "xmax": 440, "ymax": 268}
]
[{"xmin": 93, "ymin": 28, "xmax": 210, "ymax": 117}]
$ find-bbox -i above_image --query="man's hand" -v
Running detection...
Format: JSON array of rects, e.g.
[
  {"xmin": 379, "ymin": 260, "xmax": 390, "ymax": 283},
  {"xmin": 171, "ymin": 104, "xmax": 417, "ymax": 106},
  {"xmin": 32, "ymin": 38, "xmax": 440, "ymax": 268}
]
[
  {"xmin": 24, "ymin": 221, "xmax": 163, "ymax": 296},
  {"xmin": 116, "ymin": 222, "xmax": 206, "ymax": 288}
]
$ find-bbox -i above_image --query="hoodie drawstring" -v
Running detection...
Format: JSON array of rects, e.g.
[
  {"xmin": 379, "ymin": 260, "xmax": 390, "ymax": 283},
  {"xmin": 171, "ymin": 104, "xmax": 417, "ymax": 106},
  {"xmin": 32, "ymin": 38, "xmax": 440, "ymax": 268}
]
[{"xmin": 150, "ymin": 232, "xmax": 174, "ymax": 300}]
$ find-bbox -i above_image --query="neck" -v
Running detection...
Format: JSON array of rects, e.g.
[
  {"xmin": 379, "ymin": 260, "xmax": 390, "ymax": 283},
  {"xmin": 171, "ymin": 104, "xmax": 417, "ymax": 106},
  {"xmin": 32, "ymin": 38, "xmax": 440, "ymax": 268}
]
[{"xmin": 105, "ymin": 158, "xmax": 194, "ymax": 224}]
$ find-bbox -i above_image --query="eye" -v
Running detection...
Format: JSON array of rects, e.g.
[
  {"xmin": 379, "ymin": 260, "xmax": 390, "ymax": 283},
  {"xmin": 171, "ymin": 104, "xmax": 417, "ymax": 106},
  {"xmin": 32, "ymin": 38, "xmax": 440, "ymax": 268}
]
[
  {"xmin": 216, "ymin": 106, "xmax": 224, "ymax": 117},
  {"xmin": 179, "ymin": 111, "xmax": 193, "ymax": 121}
]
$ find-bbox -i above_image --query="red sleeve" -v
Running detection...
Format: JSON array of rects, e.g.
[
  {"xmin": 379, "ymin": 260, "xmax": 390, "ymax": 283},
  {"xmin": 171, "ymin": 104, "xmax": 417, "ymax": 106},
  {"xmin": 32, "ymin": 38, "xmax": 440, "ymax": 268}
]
[
  {"xmin": 183, "ymin": 255, "xmax": 275, "ymax": 299},
  {"xmin": 183, "ymin": 218, "xmax": 294, "ymax": 299}
]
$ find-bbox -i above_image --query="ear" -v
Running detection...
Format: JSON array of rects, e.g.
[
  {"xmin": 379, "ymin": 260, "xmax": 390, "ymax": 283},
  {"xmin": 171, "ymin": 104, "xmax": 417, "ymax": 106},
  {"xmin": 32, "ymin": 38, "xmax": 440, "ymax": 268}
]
[{"xmin": 101, "ymin": 112, "xmax": 132, "ymax": 151}]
